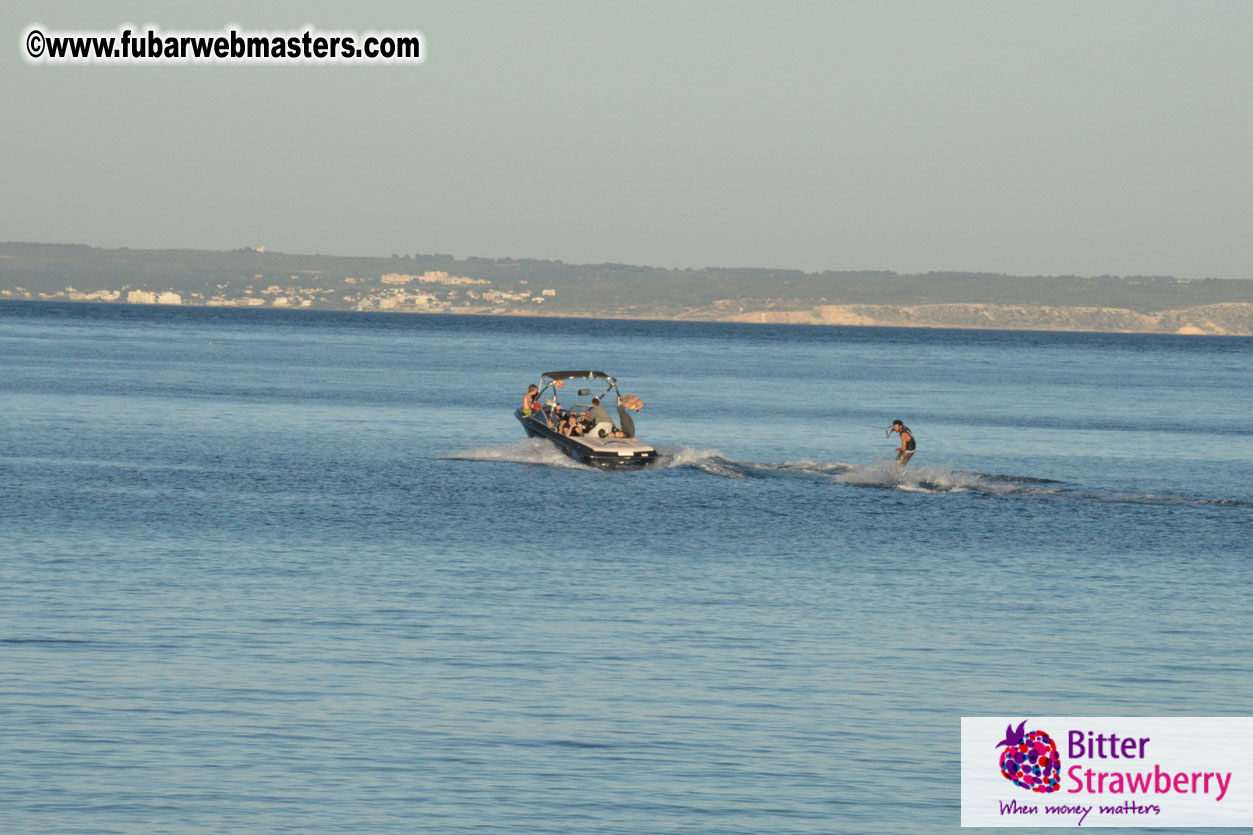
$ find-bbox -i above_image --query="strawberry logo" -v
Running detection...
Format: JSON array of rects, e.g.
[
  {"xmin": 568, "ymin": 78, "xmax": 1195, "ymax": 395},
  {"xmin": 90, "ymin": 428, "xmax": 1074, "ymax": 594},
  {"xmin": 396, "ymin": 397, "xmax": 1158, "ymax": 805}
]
[{"xmin": 996, "ymin": 720, "xmax": 1061, "ymax": 793}]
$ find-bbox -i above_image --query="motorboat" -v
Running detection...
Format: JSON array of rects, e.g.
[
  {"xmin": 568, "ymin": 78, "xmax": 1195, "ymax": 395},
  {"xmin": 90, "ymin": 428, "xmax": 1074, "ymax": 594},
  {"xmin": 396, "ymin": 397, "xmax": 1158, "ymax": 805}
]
[{"xmin": 516, "ymin": 370, "xmax": 657, "ymax": 469}]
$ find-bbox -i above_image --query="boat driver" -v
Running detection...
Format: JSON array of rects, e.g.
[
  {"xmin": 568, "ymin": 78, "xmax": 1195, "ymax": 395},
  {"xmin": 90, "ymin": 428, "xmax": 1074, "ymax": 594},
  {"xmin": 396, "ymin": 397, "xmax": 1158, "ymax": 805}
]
[
  {"xmin": 585, "ymin": 397, "xmax": 627, "ymax": 439},
  {"xmin": 587, "ymin": 396, "xmax": 612, "ymax": 425}
]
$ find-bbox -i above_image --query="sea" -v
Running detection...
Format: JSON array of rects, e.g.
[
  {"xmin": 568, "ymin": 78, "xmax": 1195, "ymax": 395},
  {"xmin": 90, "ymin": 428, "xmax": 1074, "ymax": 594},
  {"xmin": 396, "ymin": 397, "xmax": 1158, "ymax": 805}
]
[{"xmin": 1, "ymin": 301, "xmax": 1250, "ymax": 834}]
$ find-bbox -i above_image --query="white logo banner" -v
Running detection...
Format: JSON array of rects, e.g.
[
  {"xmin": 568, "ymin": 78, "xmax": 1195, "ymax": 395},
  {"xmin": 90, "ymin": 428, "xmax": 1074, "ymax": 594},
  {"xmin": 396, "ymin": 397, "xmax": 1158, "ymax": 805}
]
[{"xmin": 962, "ymin": 717, "xmax": 1253, "ymax": 827}]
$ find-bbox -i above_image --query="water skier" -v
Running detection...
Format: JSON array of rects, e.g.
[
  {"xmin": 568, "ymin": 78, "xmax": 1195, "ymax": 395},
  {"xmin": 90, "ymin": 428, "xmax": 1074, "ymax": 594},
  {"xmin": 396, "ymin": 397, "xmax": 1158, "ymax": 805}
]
[{"xmin": 889, "ymin": 420, "xmax": 916, "ymax": 466}]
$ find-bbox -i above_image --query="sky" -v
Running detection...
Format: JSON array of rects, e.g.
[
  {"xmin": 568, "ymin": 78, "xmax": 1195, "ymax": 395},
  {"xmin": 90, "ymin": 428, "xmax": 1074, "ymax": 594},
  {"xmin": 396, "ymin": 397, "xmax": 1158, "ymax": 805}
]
[{"xmin": 4, "ymin": 1, "xmax": 1252, "ymax": 278}]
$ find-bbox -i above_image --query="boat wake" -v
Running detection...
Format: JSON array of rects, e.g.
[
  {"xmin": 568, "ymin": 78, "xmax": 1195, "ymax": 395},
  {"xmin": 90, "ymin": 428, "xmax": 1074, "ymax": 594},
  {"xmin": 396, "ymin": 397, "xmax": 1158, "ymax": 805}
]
[
  {"xmin": 440, "ymin": 438, "xmax": 594, "ymax": 469},
  {"xmin": 651, "ymin": 446, "xmax": 1061, "ymax": 496},
  {"xmin": 652, "ymin": 445, "xmax": 1250, "ymax": 506},
  {"xmin": 442, "ymin": 441, "xmax": 1249, "ymax": 507}
]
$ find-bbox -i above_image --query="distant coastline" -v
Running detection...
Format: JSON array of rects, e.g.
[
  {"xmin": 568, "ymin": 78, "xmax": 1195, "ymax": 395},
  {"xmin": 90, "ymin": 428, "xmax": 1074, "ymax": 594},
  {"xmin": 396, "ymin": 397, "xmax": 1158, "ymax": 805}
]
[{"xmin": 3, "ymin": 242, "xmax": 1252, "ymax": 336}]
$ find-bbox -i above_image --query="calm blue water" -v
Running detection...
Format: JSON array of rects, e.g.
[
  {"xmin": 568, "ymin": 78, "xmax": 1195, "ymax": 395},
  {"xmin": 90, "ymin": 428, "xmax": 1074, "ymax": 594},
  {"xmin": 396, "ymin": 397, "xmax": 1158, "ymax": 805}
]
[{"xmin": 2, "ymin": 301, "xmax": 1250, "ymax": 834}]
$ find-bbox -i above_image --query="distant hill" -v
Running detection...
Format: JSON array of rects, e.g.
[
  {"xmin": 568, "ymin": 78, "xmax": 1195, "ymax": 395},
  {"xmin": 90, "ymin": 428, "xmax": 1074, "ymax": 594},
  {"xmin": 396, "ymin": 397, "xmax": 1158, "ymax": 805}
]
[{"xmin": 2, "ymin": 242, "xmax": 1252, "ymax": 334}]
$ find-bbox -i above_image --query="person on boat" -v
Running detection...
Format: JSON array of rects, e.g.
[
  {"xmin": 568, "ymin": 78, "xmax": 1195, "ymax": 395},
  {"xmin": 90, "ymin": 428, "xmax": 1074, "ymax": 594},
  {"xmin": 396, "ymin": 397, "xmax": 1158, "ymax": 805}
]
[
  {"xmin": 522, "ymin": 384, "xmax": 540, "ymax": 415},
  {"xmin": 889, "ymin": 420, "xmax": 916, "ymax": 466},
  {"xmin": 560, "ymin": 412, "xmax": 582, "ymax": 437},
  {"xmin": 587, "ymin": 396, "xmax": 612, "ymax": 426},
  {"xmin": 585, "ymin": 396, "xmax": 622, "ymax": 438}
]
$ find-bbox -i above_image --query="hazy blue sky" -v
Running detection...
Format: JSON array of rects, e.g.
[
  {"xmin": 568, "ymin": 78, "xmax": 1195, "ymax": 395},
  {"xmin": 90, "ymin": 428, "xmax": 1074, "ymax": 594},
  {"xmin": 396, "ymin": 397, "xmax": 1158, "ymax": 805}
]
[{"xmin": 4, "ymin": 1, "xmax": 1252, "ymax": 277}]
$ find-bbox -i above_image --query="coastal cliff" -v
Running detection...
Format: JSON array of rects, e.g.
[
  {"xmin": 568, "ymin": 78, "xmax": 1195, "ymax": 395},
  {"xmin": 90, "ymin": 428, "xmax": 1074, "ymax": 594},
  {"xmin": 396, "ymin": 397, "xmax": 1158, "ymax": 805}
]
[
  {"xmin": 720, "ymin": 302, "xmax": 1253, "ymax": 335},
  {"xmin": 4, "ymin": 243, "xmax": 1252, "ymax": 336}
]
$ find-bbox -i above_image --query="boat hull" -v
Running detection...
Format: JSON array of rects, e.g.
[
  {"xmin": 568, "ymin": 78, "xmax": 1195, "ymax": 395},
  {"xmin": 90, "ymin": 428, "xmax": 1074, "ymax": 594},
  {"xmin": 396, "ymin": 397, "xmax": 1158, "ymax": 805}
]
[{"xmin": 516, "ymin": 409, "xmax": 657, "ymax": 470}]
